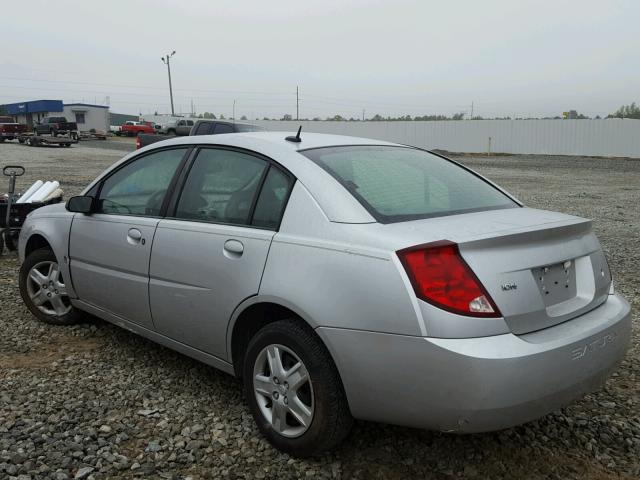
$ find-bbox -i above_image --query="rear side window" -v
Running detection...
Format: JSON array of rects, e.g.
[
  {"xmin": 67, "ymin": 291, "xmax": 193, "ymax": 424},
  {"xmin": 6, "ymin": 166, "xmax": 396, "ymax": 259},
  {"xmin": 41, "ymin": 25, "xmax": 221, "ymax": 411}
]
[
  {"xmin": 175, "ymin": 148, "xmax": 267, "ymax": 225},
  {"xmin": 301, "ymin": 146, "xmax": 517, "ymax": 223},
  {"xmin": 252, "ymin": 167, "xmax": 293, "ymax": 229}
]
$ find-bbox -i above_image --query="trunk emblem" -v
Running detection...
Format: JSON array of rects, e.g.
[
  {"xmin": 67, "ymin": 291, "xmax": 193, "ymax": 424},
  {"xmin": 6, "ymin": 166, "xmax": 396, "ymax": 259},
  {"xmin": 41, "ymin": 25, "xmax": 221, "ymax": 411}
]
[{"xmin": 501, "ymin": 283, "xmax": 518, "ymax": 291}]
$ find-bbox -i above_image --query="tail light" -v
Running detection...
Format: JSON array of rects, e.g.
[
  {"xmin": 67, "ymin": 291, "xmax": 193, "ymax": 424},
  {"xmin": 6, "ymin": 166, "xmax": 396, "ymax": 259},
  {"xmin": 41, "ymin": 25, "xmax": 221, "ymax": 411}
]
[
  {"xmin": 397, "ymin": 241, "xmax": 501, "ymax": 318},
  {"xmin": 136, "ymin": 135, "xmax": 141, "ymax": 149}
]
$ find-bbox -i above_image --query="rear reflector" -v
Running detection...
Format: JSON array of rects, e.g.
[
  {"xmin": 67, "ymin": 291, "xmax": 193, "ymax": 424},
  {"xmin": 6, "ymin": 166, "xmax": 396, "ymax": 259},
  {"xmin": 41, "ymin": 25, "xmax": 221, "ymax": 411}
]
[{"xmin": 397, "ymin": 241, "xmax": 501, "ymax": 318}]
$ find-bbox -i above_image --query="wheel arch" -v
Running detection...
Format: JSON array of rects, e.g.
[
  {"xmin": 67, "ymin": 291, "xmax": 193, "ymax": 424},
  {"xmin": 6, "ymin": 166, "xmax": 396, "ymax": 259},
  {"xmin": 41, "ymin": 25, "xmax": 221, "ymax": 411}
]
[
  {"xmin": 24, "ymin": 233, "xmax": 53, "ymax": 258},
  {"xmin": 19, "ymin": 215, "xmax": 77, "ymax": 298},
  {"xmin": 227, "ymin": 296, "xmax": 320, "ymax": 377}
]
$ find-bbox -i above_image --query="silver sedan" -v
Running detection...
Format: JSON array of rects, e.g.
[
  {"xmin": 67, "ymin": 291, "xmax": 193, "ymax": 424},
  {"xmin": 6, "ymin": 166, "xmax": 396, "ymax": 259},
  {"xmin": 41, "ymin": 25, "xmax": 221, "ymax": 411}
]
[{"xmin": 18, "ymin": 132, "xmax": 631, "ymax": 457}]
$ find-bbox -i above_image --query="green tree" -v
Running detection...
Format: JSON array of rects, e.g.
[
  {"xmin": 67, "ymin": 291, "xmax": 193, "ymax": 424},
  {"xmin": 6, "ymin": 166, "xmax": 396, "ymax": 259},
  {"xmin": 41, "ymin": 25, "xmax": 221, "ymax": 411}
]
[{"xmin": 608, "ymin": 102, "xmax": 640, "ymax": 119}]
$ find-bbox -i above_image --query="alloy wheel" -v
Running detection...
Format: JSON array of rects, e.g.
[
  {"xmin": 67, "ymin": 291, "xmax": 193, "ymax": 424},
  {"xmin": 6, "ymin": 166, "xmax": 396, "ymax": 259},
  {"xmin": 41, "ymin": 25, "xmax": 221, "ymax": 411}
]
[
  {"xmin": 25, "ymin": 261, "xmax": 72, "ymax": 316},
  {"xmin": 253, "ymin": 344, "xmax": 315, "ymax": 438}
]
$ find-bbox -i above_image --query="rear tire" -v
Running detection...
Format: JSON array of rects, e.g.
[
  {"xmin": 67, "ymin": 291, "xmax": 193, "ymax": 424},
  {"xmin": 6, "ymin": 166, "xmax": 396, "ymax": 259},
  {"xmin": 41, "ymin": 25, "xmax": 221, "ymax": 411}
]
[
  {"xmin": 243, "ymin": 319, "xmax": 353, "ymax": 457},
  {"xmin": 19, "ymin": 248, "xmax": 84, "ymax": 325}
]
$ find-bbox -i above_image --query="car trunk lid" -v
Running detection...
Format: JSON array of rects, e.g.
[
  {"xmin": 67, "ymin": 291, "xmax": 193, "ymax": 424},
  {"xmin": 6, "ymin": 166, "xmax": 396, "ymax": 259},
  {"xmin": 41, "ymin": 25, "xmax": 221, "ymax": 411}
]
[{"xmin": 387, "ymin": 207, "xmax": 612, "ymax": 334}]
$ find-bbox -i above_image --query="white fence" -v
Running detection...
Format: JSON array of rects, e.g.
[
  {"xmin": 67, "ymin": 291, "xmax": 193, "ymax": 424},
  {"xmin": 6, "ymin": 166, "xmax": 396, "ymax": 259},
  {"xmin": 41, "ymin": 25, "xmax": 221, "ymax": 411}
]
[{"xmin": 255, "ymin": 119, "xmax": 640, "ymax": 158}]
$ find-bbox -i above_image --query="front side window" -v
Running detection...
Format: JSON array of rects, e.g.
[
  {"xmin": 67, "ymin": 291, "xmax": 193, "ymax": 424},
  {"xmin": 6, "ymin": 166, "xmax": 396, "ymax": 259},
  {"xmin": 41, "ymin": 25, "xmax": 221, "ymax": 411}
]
[
  {"xmin": 98, "ymin": 148, "xmax": 187, "ymax": 216},
  {"xmin": 301, "ymin": 146, "xmax": 518, "ymax": 223},
  {"xmin": 175, "ymin": 148, "xmax": 267, "ymax": 225},
  {"xmin": 194, "ymin": 122, "xmax": 211, "ymax": 135}
]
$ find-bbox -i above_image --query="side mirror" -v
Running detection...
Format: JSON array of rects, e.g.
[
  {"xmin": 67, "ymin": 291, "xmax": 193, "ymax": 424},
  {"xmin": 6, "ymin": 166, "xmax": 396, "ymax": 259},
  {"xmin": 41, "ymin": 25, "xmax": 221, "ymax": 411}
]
[{"xmin": 66, "ymin": 195, "xmax": 94, "ymax": 214}]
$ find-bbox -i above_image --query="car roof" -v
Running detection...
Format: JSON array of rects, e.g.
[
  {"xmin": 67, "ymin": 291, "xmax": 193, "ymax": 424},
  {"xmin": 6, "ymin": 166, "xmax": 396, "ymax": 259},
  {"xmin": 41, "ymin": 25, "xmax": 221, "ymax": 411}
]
[{"xmin": 192, "ymin": 130, "xmax": 397, "ymax": 149}]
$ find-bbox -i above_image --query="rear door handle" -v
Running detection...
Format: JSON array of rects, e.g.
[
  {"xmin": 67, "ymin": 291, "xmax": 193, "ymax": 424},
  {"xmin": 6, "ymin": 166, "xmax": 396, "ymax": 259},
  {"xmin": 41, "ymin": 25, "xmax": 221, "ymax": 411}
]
[
  {"xmin": 224, "ymin": 239, "xmax": 244, "ymax": 257},
  {"xmin": 127, "ymin": 228, "xmax": 143, "ymax": 244}
]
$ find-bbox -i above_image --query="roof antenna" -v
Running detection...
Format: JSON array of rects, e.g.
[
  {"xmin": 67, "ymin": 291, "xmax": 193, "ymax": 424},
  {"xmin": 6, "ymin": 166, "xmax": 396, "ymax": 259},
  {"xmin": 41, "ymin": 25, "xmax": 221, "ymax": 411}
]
[{"xmin": 285, "ymin": 125, "xmax": 302, "ymax": 143}]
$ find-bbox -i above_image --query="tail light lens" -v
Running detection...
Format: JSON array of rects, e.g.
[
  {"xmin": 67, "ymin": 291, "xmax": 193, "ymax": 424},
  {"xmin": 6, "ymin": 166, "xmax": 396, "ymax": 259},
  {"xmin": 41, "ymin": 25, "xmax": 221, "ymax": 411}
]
[
  {"xmin": 135, "ymin": 135, "xmax": 141, "ymax": 149},
  {"xmin": 397, "ymin": 241, "xmax": 501, "ymax": 318}
]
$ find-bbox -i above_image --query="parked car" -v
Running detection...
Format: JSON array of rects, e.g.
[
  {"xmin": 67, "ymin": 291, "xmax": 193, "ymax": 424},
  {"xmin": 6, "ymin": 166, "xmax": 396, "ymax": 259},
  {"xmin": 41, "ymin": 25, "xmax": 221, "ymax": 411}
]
[
  {"xmin": 18, "ymin": 132, "xmax": 631, "ymax": 457},
  {"xmin": 158, "ymin": 118, "xmax": 196, "ymax": 136},
  {"xmin": 33, "ymin": 117, "xmax": 78, "ymax": 137},
  {"xmin": 0, "ymin": 116, "xmax": 28, "ymax": 142},
  {"xmin": 137, "ymin": 120, "xmax": 265, "ymax": 149},
  {"xmin": 120, "ymin": 121, "xmax": 155, "ymax": 137}
]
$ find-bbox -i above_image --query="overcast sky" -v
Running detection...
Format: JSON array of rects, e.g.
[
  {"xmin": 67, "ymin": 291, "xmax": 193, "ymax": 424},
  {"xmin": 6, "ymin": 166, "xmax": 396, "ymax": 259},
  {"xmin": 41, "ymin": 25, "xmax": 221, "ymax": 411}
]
[{"xmin": 2, "ymin": 0, "xmax": 638, "ymax": 119}]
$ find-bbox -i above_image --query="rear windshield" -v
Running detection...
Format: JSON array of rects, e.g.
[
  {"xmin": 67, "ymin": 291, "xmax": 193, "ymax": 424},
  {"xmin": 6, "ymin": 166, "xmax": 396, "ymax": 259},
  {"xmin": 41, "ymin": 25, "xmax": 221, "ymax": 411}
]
[{"xmin": 301, "ymin": 145, "xmax": 518, "ymax": 223}]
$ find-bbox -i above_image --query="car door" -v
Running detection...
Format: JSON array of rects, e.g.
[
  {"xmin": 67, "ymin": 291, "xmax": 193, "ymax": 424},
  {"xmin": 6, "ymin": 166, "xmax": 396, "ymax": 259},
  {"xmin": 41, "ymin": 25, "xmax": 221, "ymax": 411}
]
[
  {"xmin": 68, "ymin": 147, "xmax": 189, "ymax": 328},
  {"xmin": 149, "ymin": 147, "xmax": 294, "ymax": 358}
]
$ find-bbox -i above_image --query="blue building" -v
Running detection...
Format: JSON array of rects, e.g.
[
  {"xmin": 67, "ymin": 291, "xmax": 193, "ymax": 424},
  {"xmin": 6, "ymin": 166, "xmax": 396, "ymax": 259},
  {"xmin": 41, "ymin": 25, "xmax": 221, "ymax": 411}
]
[
  {"xmin": 2, "ymin": 100, "xmax": 64, "ymax": 127},
  {"xmin": 1, "ymin": 99, "xmax": 110, "ymax": 131}
]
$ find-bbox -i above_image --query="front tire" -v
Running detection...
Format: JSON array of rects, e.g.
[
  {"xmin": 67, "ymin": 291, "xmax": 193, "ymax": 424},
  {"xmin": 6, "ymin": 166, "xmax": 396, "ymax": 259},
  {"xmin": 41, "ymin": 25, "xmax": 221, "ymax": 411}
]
[
  {"xmin": 243, "ymin": 319, "xmax": 353, "ymax": 457},
  {"xmin": 19, "ymin": 248, "xmax": 83, "ymax": 325}
]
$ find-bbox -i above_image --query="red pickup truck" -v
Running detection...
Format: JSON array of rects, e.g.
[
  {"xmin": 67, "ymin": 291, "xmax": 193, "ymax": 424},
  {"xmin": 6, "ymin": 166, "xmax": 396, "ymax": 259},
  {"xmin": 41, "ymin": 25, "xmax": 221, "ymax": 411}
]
[
  {"xmin": 0, "ymin": 116, "xmax": 28, "ymax": 142},
  {"xmin": 121, "ymin": 121, "xmax": 155, "ymax": 136}
]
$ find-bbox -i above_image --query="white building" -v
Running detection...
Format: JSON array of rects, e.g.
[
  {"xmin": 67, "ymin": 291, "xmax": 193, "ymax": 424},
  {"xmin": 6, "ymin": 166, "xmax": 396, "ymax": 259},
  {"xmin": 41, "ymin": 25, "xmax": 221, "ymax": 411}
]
[{"xmin": 62, "ymin": 103, "xmax": 109, "ymax": 132}]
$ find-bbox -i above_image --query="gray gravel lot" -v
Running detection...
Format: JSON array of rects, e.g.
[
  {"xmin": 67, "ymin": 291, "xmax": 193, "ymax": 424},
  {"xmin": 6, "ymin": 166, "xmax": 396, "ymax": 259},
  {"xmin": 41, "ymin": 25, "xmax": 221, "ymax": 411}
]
[{"xmin": 0, "ymin": 140, "xmax": 638, "ymax": 479}]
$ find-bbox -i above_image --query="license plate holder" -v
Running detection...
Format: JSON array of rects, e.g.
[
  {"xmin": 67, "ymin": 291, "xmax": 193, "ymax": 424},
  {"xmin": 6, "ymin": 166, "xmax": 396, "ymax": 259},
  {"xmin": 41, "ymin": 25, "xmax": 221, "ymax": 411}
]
[{"xmin": 533, "ymin": 259, "xmax": 577, "ymax": 306}]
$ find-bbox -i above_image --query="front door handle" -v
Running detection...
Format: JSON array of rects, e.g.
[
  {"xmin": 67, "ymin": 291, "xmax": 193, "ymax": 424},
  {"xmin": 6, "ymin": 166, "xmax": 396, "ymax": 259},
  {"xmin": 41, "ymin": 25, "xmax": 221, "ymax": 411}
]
[
  {"xmin": 224, "ymin": 239, "xmax": 244, "ymax": 257},
  {"xmin": 127, "ymin": 228, "xmax": 143, "ymax": 245}
]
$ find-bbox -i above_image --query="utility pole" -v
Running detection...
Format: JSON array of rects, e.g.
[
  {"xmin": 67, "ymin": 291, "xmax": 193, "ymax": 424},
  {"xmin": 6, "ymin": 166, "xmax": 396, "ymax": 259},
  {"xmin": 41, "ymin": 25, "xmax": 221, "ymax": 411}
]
[
  {"xmin": 470, "ymin": 101, "xmax": 474, "ymax": 119},
  {"xmin": 362, "ymin": 109, "xmax": 365, "ymax": 121},
  {"xmin": 161, "ymin": 51, "xmax": 176, "ymax": 115},
  {"xmin": 233, "ymin": 100, "xmax": 236, "ymax": 122},
  {"xmin": 296, "ymin": 86, "xmax": 299, "ymax": 121}
]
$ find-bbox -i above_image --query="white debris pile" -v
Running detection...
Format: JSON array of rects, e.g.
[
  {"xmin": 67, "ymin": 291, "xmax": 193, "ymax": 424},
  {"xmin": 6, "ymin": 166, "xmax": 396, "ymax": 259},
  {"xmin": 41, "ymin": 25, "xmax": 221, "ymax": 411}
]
[{"xmin": 16, "ymin": 180, "xmax": 63, "ymax": 203}]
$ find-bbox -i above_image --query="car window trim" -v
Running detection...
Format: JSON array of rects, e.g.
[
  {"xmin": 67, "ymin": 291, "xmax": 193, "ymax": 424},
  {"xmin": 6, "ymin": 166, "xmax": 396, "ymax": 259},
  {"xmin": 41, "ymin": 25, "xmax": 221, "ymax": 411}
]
[
  {"xmin": 166, "ymin": 144, "xmax": 296, "ymax": 231},
  {"xmin": 94, "ymin": 145, "xmax": 192, "ymax": 219}
]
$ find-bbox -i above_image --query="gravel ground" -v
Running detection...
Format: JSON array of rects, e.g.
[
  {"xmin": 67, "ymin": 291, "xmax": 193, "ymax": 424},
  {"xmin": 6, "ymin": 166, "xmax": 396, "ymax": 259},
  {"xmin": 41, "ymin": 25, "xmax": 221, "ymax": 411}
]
[{"xmin": 0, "ymin": 141, "xmax": 638, "ymax": 479}]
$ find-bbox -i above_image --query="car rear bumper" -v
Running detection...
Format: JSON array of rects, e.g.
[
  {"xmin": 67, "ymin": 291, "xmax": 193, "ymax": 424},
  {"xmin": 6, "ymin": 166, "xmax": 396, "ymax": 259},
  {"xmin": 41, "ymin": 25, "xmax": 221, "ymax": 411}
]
[{"xmin": 317, "ymin": 293, "xmax": 631, "ymax": 432}]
